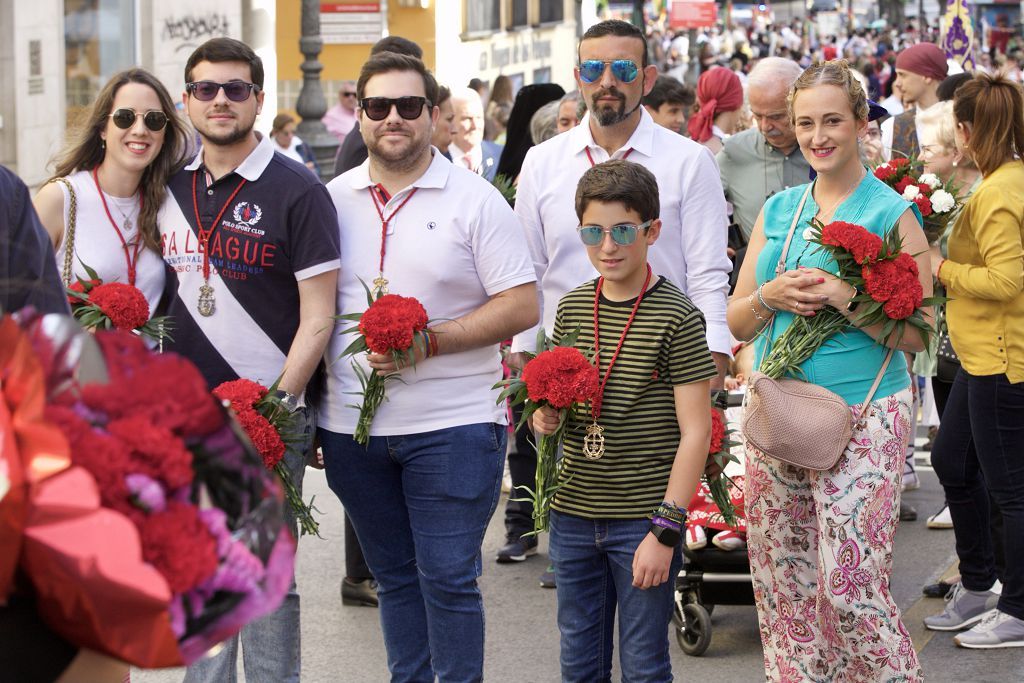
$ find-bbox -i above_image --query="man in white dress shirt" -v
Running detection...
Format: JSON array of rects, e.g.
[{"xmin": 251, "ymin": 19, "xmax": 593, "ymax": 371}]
[{"xmin": 498, "ymin": 19, "xmax": 732, "ymax": 564}]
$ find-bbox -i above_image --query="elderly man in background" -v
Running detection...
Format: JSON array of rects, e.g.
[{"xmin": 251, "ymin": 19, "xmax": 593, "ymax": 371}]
[
  {"xmin": 450, "ymin": 87, "xmax": 503, "ymax": 181},
  {"xmin": 716, "ymin": 57, "xmax": 809, "ymax": 240},
  {"xmin": 323, "ymin": 80, "xmax": 359, "ymax": 145}
]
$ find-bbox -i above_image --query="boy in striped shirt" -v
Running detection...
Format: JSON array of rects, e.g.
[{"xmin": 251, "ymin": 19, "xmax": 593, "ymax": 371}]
[{"xmin": 533, "ymin": 160, "xmax": 716, "ymax": 681}]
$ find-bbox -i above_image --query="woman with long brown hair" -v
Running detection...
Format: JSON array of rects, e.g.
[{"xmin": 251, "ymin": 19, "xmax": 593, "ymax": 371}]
[{"xmin": 33, "ymin": 68, "xmax": 188, "ymax": 313}]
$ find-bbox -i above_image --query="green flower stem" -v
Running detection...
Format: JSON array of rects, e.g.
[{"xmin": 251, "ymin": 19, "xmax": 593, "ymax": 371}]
[
  {"xmin": 706, "ymin": 474, "xmax": 738, "ymax": 527},
  {"xmin": 530, "ymin": 428, "xmax": 565, "ymax": 535},
  {"xmin": 354, "ymin": 368, "xmax": 388, "ymax": 445},
  {"xmin": 275, "ymin": 460, "xmax": 321, "ymax": 537},
  {"xmin": 759, "ymin": 309, "xmax": 849, "ymax": 379}
]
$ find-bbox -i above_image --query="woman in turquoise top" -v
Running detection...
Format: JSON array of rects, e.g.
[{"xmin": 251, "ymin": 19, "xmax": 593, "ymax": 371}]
[{"xmin": 727, "ymin": 61, "xmax": 933, "ymax": 682}]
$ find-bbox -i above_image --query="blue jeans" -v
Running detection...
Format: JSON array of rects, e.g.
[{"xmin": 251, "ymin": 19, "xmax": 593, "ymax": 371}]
[
  {"xmin": 932, "ymin": 369, "xmax": 1024, "ymax": 619},
  {"xmin": 319, "ymin": 422, "xmax": 505, "ymax": 683},
  {"xmin": 549, "ymin": 510, "xmax": 681, "ymax": 683},
  {"xmin": 184, "ymin": 406, "xmax": 315, "ymax": 683}
]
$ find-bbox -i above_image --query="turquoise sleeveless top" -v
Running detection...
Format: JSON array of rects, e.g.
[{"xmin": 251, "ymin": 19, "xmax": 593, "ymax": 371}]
[{"xmin": 754, "ymin": 172, "xmax": 922, "ymax": 405}]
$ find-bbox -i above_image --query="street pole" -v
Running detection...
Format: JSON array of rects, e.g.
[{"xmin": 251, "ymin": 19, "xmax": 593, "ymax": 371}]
[{"xmin": 296, "ymin": 0, "xmax": 339, "ymax": 181}]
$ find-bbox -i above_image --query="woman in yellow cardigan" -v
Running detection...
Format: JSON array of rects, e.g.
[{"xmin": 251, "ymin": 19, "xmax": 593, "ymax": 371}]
[{"xmin": 925, "ymin": 73, "xmax": 1024, "ymax": 649}]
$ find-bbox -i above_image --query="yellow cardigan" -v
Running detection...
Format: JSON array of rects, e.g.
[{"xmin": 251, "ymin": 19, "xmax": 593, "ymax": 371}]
[{"xmin": 940, "ymin": 160, "xmax": 1024, "ymax": 383}]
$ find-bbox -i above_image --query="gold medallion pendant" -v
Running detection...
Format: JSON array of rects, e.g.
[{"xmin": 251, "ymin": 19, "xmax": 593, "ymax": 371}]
[
  {"xmin": 198, "ymin": 284, "xmax": 216, "ymax": 317},
  {"xmin": 372, "ymin": 275, "xmax": 389, "ymax": 296},
  {"xmin": 583, "ymin": 422, "xmax": 605, "ymax": 460}
]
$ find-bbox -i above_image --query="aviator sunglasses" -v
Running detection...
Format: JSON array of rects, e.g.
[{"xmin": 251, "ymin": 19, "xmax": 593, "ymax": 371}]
[
  {"xmin": 577, "ymin": 220, "xmax": 652, "ymax": 246},
  {"xmin": 186, "ymin": 80, "xmax": 260, "ymax": 102},
  {"xmin": 360, "ymin": 96, "xmax": 431, "ymax": 121},
  {"xmin": 109, "ymin": 108, "xmax": 169, "ymax": 132},
  {"xmin": 578, "ymin": 59, "xmax": 640, "ymax": 84}
]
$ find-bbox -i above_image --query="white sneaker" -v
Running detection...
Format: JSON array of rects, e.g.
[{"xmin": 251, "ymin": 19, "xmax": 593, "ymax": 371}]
[
  {"xmin": 711, "ymin": 530, "xmax": 746, "ymax": 551},
  {"xmin": 927, "ymin": 505, "xmax": 953, "ymax": 529},
  {"xmin": 686, "ymin": 525, "xmax": 707, "ymax": 550}
]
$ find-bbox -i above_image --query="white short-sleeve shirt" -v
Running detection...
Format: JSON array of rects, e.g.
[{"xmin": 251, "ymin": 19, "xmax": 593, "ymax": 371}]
[
  {"xmin": 321, "ymin": 151, "xmax": 537, "ymax": 436},
  {"xmin": 511, "ymin": 108, "xmax": 732, "ymax": 355}
]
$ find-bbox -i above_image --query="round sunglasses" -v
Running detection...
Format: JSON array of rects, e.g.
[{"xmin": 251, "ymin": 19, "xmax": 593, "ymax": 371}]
[
  {"xmin": 578, "ymin": 59, "xmax": 640, "ymax": 84},
  {"xmin": 577, "ymin": 220, "xmax": 652, "ymax": 246},
  {"xmin": 186, "ymin": 80, "xmax": 260, "ymax": 102},
  {"xmin": 109, "ymin": 108, "xmax": 168, "ymax": 132},
  {"xmin": 360, "ymin": 96, "xmax": 431, "ymax": 121}
]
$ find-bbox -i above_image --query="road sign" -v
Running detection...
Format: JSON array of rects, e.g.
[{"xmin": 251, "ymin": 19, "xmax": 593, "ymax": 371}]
[{"xmin": 670, "ymin": 0, "xmax": 718, "ymax": 29}]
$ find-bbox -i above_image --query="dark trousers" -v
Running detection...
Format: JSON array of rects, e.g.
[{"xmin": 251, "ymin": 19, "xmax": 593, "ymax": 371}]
[
  {"xmin": 932, "ymin": 374, "xmax": 1005, "ymax": 581},
  {"xmin": 345, "ymin": 514, "xmax": 373, "ymax": 580},
  {"xmin": 503, "ymin": 403, "xmax": 537, "ymax": 541},
  {"xmin": 931, "ymin": 369, "xmax": 1024, "ymax": 618}
]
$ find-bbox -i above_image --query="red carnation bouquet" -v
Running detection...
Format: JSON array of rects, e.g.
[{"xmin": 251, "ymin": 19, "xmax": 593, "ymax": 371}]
[
  {"xmin": 337, "ymin": 282, "xmax": 433, "ymax": 444},
  {"xmin": 872, "ymin": 157, "xmax": 961, "ymax": 243},
  {"xmin": 67, "ymin": 262, "xmax": 171, "ymax": 344},
  {"xmin": 1, "ymin": 311, "xmax": 293, "ymax": 668},
  {"xmin": 496, "ymin": 328, "xmax": 599, "ymax": 533},
  {"xmin": 213, "ymin": 379, "xmax": 319, "ymax": 536},
  {"xmin": 759, "ymin": 219, "xmax": 942, "ymax": 380},
  {"xmin": 706, "ymin": 408, "xmax": 740, "ymax": 526}
]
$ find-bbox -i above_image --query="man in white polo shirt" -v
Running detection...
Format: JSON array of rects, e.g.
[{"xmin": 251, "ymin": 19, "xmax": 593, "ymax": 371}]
[
  {"xmin": 500, "ymin": 19, "xmax": 732, "ymax": 566},
  {"xmin": 320, "ymin": 52, "xmax": 538, "ymax": 682}
]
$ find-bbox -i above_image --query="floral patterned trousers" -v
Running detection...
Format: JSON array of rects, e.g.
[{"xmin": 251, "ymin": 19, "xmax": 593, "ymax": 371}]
[{"xmin": 745, "ymin": 389, "xmax": 923, "ymax": 682}]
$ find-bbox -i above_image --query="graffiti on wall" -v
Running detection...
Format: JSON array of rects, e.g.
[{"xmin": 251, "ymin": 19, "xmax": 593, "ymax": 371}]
[{"xmin": 161, "ymin": 13, "xmax": 231, "ymax": 53}]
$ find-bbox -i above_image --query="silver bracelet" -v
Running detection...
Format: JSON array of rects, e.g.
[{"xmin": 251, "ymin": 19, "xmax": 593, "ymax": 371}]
[
  {"xmin": 749, "ymin": 292, "xmax": 768, "ymax": 323},
  {"xmin": 756, "ymin": 284, "xmax": 777, "ymax": 313}
]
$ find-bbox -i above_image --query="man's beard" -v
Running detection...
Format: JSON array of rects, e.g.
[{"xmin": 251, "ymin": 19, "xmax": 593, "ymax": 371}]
[
  {"xmin": 366, "ymin": 126, "xmax": 431, "ymax": 173},
  {"xmin": 195, "ymin": 111, "xmax": 255, "ymax": 147},
  {"xmin": 589, "ymin": 86, "xmax": 641, "ymax": 127}
]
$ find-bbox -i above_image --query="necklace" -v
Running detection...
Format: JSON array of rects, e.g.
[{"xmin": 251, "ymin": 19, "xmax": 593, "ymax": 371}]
[
  {"xmin": 813, "ymin": 166, "xmax": 865, "ymax": 224},
  {"xmin": 92, "ymin": 167, "xmax": 144, "ymax": 286},
  {"xmin": 585, "ymin": 147, "xmax": 633, "ymax": 167},
  {"xmin": 584, "ymin": 264, "xmax": 653, "ymax": 461},
  {"xmin": 368, "ymin": 184, "xmax": 418, "ymax": 296},
  {"xmin": 191, "ymin": 171, "xmax": 247, "ymax": 316}
]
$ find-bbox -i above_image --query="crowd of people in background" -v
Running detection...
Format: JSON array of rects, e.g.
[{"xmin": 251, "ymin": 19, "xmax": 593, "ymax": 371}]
[{"xmin": 2, "ymin": 7, "xmax": 1024, "ymax": 683}]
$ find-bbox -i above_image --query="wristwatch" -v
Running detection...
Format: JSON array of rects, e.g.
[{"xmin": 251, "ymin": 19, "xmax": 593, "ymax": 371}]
[
  {"xmin": 649, "ymin": 520, "xmax": 683, "ymax": 548},
  {"xmin": 274, "ymin": 389, "xmax": 300, "ymax": 412}
]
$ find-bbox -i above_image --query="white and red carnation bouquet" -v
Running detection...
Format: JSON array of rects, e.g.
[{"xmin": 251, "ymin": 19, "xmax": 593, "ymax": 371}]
[
  {"xmin": 213, "ymin": 379, "xmax": 320, "ymax": 536},
  {"xmin": 873, "ymin": 157, "xmax": 961, "ymax": 244}
]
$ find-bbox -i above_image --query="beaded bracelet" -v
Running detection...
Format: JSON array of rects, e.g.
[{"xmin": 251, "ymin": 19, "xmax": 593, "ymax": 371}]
[
  {"xmin": 654, "ymin": 501, "xmax": 686, "ymax": 525},
  {"xmin": 748, "ymin": 292, "xmax": 768, "ymax": 323}
]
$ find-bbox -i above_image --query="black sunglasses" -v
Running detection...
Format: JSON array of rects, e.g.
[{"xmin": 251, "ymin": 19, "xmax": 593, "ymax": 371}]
[
  {"xmin": 109, "ymin": 108, "xmax": 168, "ymax": 132},
  {"xmin": 360, "ymin": 96, "xmax": 431, "ymax": 121},
  {"xmin": 186, "ymin": 80, "xmax": 260, "ymax": 102}
]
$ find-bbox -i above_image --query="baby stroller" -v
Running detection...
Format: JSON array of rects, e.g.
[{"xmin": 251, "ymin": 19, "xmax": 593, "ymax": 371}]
[{"xmin": 672, "ymin": 544, "xmax": 756, "ymax": 656}]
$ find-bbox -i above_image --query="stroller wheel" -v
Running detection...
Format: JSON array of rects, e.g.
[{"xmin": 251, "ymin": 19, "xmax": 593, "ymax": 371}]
[{"xmin": 676, "ymin": 603, "xmax": 712, "ymax": 656}]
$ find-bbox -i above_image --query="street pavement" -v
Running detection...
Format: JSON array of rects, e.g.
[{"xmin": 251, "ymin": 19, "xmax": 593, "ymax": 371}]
[{"xmin": 135, "ymin": 455, "xmax": 1024, "ymax": 682}]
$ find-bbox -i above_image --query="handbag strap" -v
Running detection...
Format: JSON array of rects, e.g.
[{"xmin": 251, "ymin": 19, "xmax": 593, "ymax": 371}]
[{"xmin": 52, "ymin": 177, "xmax": 78, "ymax": 287}]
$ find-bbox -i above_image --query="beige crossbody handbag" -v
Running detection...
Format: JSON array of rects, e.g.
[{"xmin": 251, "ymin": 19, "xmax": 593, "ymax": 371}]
[{"xmin": 742, "ymin": 183, "xmax": 894, "ymax": 471}]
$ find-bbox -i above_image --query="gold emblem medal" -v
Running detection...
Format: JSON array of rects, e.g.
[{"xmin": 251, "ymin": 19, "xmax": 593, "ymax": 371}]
[{"xmin": 583, "ymin": 422, "xmax": 605, "ymax": 460}]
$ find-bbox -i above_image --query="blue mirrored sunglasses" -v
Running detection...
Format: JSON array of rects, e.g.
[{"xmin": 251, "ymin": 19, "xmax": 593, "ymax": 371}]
[
  {"xmin": 578, "ymin": 59, "xmax": 640, "ymax": 84},
  {"xmin": 577, "ymin": 220, "xmax": 652, "ymax": 246}
]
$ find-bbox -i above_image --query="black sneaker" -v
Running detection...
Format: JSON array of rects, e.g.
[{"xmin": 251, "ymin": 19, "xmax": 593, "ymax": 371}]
[
  {"xmin": 496, "ymin": 536, "xmax": 538, "ymax": 563},
  {"xmin": 341, "ymin": 577, "xmax": 379, "ymax": 607}
]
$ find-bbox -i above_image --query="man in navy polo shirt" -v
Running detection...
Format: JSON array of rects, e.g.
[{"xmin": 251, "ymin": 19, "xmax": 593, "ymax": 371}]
[{"xmin": 160, "ymin": 37, "xmax": 340, "ymax": 683}]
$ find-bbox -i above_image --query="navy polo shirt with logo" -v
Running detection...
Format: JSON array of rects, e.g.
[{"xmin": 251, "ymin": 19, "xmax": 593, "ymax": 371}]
[{"xmin": 159, "ymin": 136, "xmax": 341, "ymax": 389}]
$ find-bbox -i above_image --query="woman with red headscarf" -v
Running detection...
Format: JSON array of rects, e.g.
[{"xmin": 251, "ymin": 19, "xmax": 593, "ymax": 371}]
[{"xmin": 687, "ymin": 66, "xmax": 744, "ymax": 153}]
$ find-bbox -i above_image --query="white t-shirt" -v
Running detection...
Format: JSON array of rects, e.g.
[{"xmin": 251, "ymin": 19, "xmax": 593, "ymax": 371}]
[
  {"xmin": 55, "ymin": 169, "xmax": 166, "ymax": 314},
  {"xmin": 272, "ymin": 135, "xmax": 306, "ymax": 165},
  {"xmin": 320, "ymin": 151, "xmax": 537, "ymax": 436},
  {"xmin": 511, "ymin": 108, "xmax": 732, "ymax": 356}
]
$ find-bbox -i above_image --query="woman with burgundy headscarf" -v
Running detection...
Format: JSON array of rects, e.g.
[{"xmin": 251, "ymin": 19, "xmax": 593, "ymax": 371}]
[{"xmin": 687, "ymin": 66, "xmax": 744, "ymax": 153}]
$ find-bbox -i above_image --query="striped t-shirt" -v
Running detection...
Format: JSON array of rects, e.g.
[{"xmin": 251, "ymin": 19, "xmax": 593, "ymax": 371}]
[{"xmin": 550, "ymin": 276, "xmax": 718, "ymax": 520}]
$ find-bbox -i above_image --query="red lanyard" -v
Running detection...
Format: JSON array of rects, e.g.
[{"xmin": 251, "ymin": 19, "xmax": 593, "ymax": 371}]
[
  {"xmin": 369, "ymin": 184, "xmax": 418, "ymax": 286},
  {"xmin": 591, "ymin": 264, "xmax": 652, "ymax": 421},
  {"xmin": 585, "ymin": 147, "xmax": 633, "ymax": 167},
  {"xmin": 92, "ymin": 167, "xmax": 144, "ymax": 286},
  {"xmin": 191, "ymin": 171, "xmax": 247, "ymax": 281}
]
